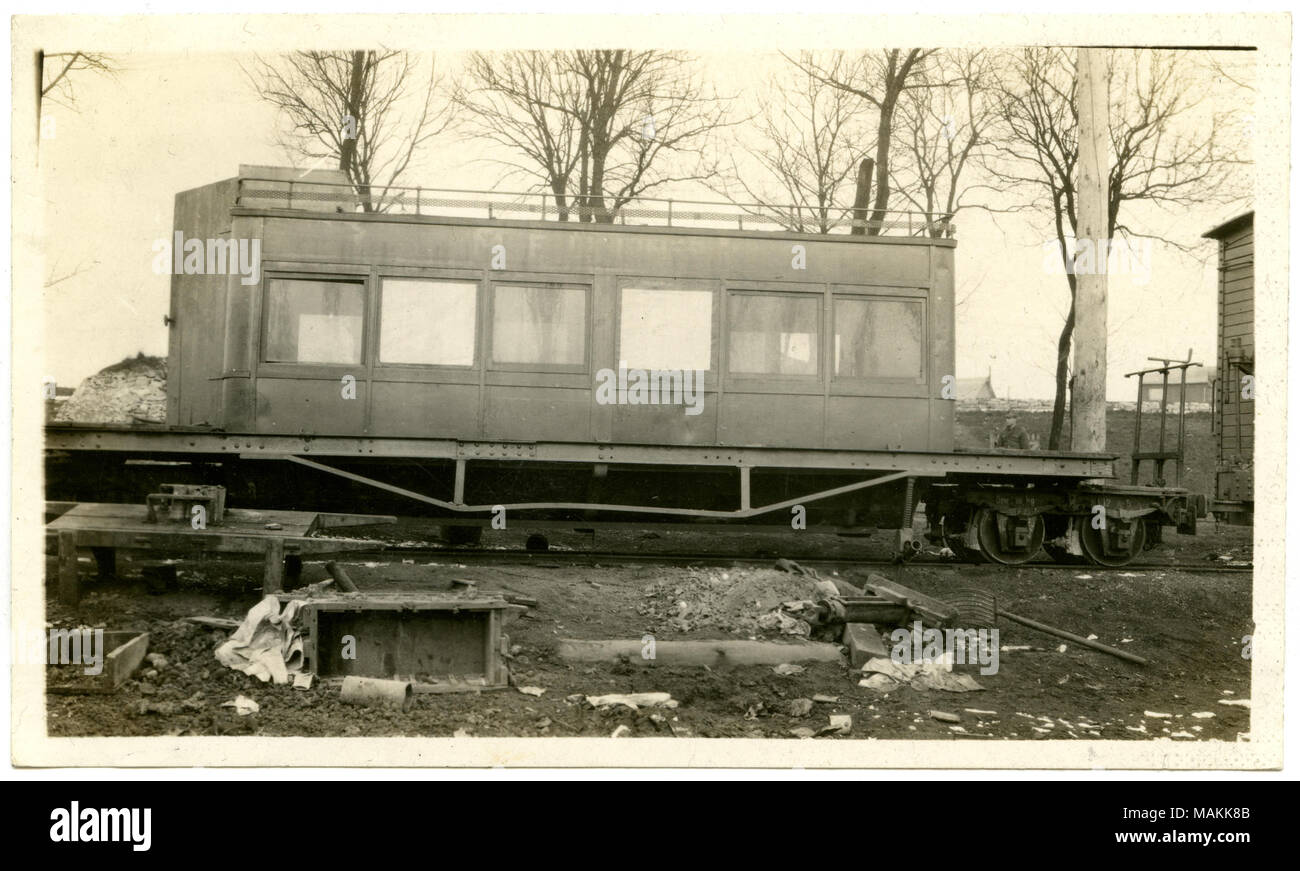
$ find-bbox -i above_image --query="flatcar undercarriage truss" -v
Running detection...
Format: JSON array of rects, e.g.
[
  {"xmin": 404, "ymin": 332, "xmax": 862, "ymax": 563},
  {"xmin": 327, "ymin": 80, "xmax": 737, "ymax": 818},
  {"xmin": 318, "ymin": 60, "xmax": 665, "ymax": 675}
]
[{"xmin": 46, "ymin": 425, "xmax": 1200, "ymax": 567}]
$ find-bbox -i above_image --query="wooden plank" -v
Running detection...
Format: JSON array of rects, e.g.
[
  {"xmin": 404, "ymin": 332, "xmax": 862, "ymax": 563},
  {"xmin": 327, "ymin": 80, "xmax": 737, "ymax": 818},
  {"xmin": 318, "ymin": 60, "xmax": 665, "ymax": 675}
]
[
  {"xmin": 105, "ymin": 632, "xmax": 150, "ymax": 689},
  {"xmin": 57, "ymin": 530, "xmax": 80, "ymax": 607},
  {"xmin": 309, "ymin": 513, "xmax": 398, "ymax": 531},
  {"xmin": 263, "ymin": 538, "xmax": 285, "ymax": 595}
]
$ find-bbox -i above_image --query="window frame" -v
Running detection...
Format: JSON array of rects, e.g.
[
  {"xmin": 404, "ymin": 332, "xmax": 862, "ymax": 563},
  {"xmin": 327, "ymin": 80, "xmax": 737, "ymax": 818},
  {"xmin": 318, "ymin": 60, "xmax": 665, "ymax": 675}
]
[
  {"xmin": 723, "ymin": 288, "xmax": 824, "ymax": 388},
  {"xmin": 487, "ymin": 280, "xmax": 592, "ymax": 374},
  {"xmin": 258, "ymin": 270, "xmax": 370, "ymax": 373},
  {"xmin": 375, "ymin": 274, "xmax": 482, "ymax": 371},
  {"xmin": 830, "ymin": 292, "xmax": 929, "ymax": 390},
  {"xmin": 615, "ymin": 280, "xmax": 718, "ymax": 376}
]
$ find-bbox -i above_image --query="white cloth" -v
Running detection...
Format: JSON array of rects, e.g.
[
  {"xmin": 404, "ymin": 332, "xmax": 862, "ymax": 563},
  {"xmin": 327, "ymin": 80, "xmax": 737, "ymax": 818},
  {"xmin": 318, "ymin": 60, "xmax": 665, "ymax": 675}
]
[{"xmin": 214, "ymin": 596, "xmax": 305, "ymax": 685}]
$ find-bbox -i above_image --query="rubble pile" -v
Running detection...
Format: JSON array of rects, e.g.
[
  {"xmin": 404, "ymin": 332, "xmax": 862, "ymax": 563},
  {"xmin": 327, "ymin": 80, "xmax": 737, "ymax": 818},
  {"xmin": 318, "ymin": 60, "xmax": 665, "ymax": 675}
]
[
  {"xmin": 637, "ymin": 567, "xmax": 823, "ymax": 636},
  {"xmin": 56, "ymin": 353, "xmax": 167, "ymax": 424}
]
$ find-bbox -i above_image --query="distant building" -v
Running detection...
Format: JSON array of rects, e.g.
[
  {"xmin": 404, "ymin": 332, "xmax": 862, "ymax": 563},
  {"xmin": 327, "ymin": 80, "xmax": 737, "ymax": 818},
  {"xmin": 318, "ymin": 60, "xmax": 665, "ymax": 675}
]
[
  {"xmin": 955, "ymin": 374, "xmax": 996, "ymax": 400},
  {"xmin": 1138, "ymin": 365, "xmax": 1215, "ymax": 404}
]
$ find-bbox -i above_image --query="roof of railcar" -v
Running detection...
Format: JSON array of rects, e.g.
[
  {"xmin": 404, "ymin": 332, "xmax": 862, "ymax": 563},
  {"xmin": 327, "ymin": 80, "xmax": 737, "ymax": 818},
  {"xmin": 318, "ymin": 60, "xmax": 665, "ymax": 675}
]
[
  {"xmin": 1203, "ymin": 211, "xmax": 1254, "ymax": 240},
  {"xmin": 223, "ymin": 173, "xmax": 959, "ymax": 248}
]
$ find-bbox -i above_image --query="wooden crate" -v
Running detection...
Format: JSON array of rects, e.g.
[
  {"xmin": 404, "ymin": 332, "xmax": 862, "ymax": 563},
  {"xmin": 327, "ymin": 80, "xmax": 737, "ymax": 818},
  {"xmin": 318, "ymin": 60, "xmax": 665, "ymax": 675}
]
[
  {"xmin": 47, "ymin": 630, "xmax": 149, "ymax": 694},
  {"xmin": 297, "ymin": 598, "xmax": 516, "ymax": 688}
]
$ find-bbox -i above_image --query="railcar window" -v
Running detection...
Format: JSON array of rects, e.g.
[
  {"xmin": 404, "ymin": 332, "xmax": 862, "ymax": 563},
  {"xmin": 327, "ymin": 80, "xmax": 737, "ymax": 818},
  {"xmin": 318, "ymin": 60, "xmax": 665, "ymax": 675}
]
[
  {"xmin": 379, "ymin": 279, "xmax": 477, "ymax": 366},
  {"xmin": 833, "ymin": 297, "xmax": 924, "ymax": 379},
  {"xmin": 264, "ymin": 278, "xmax": 365, "ymax": 365},
  {"xmin": 491, "ymin": 284, "xmax": 587, "ymax": 366},
  {"xmin": 619, "ymin": 288, "xmax": 713, "ymax": 371},
  {"xmin": 727, "ymin": 294, "xmax": 819, "ymax": 376}
]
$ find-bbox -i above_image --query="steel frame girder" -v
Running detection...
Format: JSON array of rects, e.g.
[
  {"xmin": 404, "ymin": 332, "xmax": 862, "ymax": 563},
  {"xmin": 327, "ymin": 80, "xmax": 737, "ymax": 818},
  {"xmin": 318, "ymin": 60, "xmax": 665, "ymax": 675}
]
[
  {"xmin": 45, "ymin": 426, "xmax": 1117, "ymax": 479},
  {"xmin": 253, "ymin": 453, "xmax": 929, "ymax": 520}
]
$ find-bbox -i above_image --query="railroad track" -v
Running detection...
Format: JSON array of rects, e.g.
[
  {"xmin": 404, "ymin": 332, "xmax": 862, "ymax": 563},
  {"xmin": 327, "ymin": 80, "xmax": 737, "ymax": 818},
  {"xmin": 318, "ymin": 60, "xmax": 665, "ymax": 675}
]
[{"xmin": 327, "ymin": 543, "xmax": 1254, "ymax": 575}]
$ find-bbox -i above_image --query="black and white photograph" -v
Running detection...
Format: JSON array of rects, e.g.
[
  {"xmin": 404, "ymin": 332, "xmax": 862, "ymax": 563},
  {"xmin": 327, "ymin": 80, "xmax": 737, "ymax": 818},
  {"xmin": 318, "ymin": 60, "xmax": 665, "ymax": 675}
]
[{"xmin": 8, "ymin": 10, "xmax": 1288, "ymax": 773}]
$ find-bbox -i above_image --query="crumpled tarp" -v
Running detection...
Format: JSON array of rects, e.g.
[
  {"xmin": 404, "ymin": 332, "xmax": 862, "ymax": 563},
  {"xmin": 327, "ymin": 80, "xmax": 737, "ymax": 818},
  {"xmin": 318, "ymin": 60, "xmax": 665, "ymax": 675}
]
[
  {"xmin": 858, "ymin": 655, "xmax": 984, "ymax": 693},
  {"xmin": 214, "ymin": 595, "xmax": 306, "ymax": 685}
]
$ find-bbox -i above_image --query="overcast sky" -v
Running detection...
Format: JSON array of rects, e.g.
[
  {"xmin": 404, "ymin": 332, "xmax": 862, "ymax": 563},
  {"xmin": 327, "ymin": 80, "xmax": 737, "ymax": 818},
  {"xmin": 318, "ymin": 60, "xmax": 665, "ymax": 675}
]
[{"xmin": 38, "ymin": 49, "xmax": 1254, "ymax": 399}]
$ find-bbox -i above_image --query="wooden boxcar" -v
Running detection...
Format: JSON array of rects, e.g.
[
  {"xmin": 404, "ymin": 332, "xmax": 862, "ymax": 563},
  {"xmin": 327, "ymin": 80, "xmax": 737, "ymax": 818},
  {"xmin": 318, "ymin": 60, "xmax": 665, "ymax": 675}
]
[{"xmin": 1206, "ymin": 212, "xmax": 1254, "ymax": 524}]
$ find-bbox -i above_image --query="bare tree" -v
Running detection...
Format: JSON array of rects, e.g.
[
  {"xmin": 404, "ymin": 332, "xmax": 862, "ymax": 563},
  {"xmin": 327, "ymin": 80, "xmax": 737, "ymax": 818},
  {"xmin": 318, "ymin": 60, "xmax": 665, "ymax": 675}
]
[
  {"xmin": 985, "ymin": 47, "xmax": 1248, "ymax": 448},
  {"xmin": 788, "ymin": 49, "xmax": 934, "ymax": 235},
  {"xmin": 713, "ymin": 53, "xmax": 872, "ymax": 233},
  {"xmin": 891, "ymin": 49, "xmax": 1000, "ymax": 238},
  {"xmin": 249, "ymin": 51, "xmax": 453, "ymax": 212},
  {"xmin": 40, "ymin": 51, "xmax": 119, "ymax": 109},
  {"xmin": 454, "ymin": 52, "xmax": 585, "ymax": 220},
  {"xmin": 457, "ymin": 50, "xmax": 730, "ymax": 223},
  {"xmin": 37, "ymin": 51, "xmax": 120, "ymax": 148}
]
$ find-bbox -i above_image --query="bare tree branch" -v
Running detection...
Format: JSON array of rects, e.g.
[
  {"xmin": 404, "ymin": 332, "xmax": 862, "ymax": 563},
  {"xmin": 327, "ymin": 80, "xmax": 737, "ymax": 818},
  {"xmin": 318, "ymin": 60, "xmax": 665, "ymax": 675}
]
[
  {"xmin": 456, "ymin": 50, "xmax": 734, "ymax": 223},
  {"xmin": 247, "ymin": 51, "xmax": 454, "ymax": 212}
]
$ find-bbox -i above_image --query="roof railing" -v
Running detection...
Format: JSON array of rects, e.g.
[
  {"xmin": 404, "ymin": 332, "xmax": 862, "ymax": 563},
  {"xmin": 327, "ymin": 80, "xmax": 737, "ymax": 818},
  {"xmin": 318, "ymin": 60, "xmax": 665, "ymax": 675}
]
[{"xmin": 235, "ymin": 177, "xmax": 956, "ymax": 239}]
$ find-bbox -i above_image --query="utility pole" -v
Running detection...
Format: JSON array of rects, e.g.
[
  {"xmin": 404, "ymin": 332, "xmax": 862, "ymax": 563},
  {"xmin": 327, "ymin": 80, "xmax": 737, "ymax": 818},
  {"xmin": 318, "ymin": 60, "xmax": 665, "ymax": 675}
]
[{"xmin": 1071, "ymin": 48, "xmax": 1110, "ymax": 452}]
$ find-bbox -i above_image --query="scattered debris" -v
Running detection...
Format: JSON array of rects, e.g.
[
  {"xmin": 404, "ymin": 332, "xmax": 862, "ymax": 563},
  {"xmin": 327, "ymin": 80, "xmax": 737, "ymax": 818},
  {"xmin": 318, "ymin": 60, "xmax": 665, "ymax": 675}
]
[
  {"xmin": 324, "ymin": 561, "xmax": 360, "ymax": 593},
  {"xmin": 1218, "ymin": 699, "xmax": 1251, "ymax": 707},
  {"xmin": 340, "ymin": 676, "xmax": 414, "ymax": 712},
  {"xmin": 929, "ymin": 710, "xmax": 961, "ymax": 724},
  {"xmin": 185, "ymin": 616, "xmax": 241, "ymax": 630},
  {"xmin": 824, "ymin": 714, "xmax": 852, "ymax": 735},
  {"xmin": 214, "ymin": 596, "xmax": 306, "ymax": 685},
  {"xmin": 812, "ymin": 694, "xmax": 840, "ymax": 704},
  {"xmin": 518, "ymin": 686, "xmax": 546, "ymax": 697},
  {"xmin": 1191, "ymin": 711, "xmax": 1216, "ymax": 719},
  {"xmin": 292, "ymin": 673, "xmax": 313, "ymax": 690},
  {"xmin": 610, "ymin": 725, "xmax": 632, "ymax": 738},
  {"xmin": 772, "ymin": 663, "xmax": 805, "ymax": 676},
  {"xmin": 786, "ymin": 698, "xmax": 814, "ymax": 718},
  {"xmin": 857, "ymin": 655, "xmax": 983, "ymax": 693},
  {"xmin": 586, "ymin": 692, "xmax": 679, "ymax": 710},
  {"xmin": 842, "ymin": 622, "xmax": 890, "ymax": 667},
  {"xmin": 221, "ymin": 695, "xmax": 260, "ymax": 716},
  {"xmin": 859, "ymin": 673, "xmax": 903, "ymax": 693},
  {"xmin": 1144, "ymin": 711, "xmax": 1173, "ymax": 718}
]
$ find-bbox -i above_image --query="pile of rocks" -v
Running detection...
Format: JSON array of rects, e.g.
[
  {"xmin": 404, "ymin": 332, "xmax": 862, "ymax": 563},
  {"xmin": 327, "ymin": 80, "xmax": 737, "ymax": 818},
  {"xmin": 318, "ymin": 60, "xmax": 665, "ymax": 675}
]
[{"xmin": 56, "ymin": 353, "xmax": 167, "ymax": 424}]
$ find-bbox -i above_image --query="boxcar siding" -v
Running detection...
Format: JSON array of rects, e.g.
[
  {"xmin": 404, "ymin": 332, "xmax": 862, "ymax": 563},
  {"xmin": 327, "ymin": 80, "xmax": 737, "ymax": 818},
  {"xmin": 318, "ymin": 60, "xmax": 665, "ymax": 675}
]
[
  {"xmin": 195, "ymin": 188, "xmax": 956, "ymax": 452},
  {"xmin": 1209, "ymin": 213, "xmax": 1254, "ymax": 521},
  {"xmin": 168, "ymin": 178, "xmax": 239, "ymax": 427}
]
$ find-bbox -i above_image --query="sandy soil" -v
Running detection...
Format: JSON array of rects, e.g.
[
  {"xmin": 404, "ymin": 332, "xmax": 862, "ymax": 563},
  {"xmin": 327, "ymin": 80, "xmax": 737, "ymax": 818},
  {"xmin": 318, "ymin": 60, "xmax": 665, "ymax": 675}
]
[{"xmin": 44, "ymin": 523, "xmax": 1253, "ymax": 743}]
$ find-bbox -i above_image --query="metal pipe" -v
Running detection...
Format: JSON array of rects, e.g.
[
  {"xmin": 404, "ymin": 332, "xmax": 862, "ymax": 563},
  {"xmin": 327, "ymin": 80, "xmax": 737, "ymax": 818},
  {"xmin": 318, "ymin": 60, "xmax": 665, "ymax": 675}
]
[
  {"xmin": 340, "ymin": 676, "xmax": 413, "ymax": 711},
  {"xmin": 1132, "ymin": 372, "xmax": 1145, "ymax": 484}
]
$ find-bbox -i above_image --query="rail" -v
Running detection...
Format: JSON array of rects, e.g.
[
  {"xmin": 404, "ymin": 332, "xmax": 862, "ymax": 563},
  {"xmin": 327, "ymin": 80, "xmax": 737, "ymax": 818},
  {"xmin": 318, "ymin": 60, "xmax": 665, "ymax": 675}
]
[{"xmin": 235, "ymin": 177, "xmax": 956, "ymax": 239}]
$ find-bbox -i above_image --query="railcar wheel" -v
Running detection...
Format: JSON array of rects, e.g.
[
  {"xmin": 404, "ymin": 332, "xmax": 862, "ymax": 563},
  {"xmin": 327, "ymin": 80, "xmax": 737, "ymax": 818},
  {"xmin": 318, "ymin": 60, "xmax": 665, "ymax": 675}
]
[
  {"xmin": 1078, "ymin": 517, "xmax": 1147, "ymax": 567},
  {"xmin": 973, "ymin": 508, "xmax": 1045, "ymax": 565}
]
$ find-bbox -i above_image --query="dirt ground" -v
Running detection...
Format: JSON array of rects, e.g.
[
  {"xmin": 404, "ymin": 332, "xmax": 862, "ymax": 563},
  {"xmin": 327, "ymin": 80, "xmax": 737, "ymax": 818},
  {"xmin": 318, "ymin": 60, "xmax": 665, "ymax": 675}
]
[{"xmin": 44, "ymin": 522, "xmax": 1254, "ymax": 743}]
